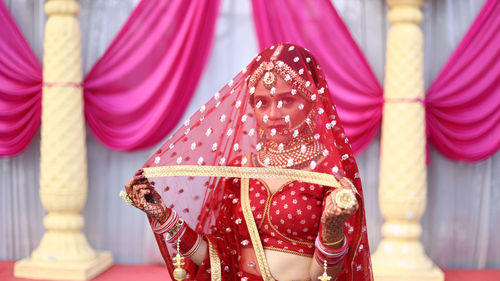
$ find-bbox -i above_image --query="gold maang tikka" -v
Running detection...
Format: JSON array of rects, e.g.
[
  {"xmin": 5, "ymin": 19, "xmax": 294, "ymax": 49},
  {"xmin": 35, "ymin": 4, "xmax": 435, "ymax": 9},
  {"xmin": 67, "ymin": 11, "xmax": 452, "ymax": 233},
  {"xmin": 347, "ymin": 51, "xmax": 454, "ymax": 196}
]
[{"xmin": 262, "ymin": 61, "xmax": 276, "ymax": 90}]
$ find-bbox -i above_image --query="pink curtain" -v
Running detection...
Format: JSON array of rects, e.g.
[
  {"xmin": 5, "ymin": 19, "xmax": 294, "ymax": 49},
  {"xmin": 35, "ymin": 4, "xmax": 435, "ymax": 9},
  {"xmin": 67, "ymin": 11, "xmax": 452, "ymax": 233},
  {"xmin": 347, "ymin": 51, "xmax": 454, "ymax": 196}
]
[
  {"xmin": 0, "ymin": 1, "xmax": 42, "ymax": 156},
  {"xmin": 251, "ymin": 0, "xmax": 383, "ymax": 155},
  {"xmin": 426, "ymin": 0, "xmax": 500, "ymax": 162},
  {"xmin": 0, "ymin": 0, "xmax": 221, "ymax": 156},
  {"xmin": 84, "ymin": 0, "xmax": 221, "ymax": 150}
]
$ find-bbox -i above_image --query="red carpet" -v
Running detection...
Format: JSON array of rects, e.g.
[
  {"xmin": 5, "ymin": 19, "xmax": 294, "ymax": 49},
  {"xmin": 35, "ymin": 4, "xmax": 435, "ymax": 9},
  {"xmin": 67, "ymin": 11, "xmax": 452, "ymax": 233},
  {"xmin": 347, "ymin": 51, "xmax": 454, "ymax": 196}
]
[
  {"xmin": 442, "ymin": 269, "xmax": 500, "ymax": 281},
  {"xmin": 1, "ymin": 260, "xmax": 499, "ymax": 280},
  {"xmin": 0, "ymin": 261, "xmax": 170, "ymax": 281}
]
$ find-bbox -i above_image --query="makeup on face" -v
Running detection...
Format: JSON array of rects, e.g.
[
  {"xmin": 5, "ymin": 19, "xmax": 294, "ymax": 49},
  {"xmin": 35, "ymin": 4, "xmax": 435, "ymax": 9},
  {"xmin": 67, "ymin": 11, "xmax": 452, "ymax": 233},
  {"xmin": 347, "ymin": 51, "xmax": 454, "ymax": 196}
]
[{"xmin": 253, "ymin": 76, "xmax": 313, "ymax": 143}]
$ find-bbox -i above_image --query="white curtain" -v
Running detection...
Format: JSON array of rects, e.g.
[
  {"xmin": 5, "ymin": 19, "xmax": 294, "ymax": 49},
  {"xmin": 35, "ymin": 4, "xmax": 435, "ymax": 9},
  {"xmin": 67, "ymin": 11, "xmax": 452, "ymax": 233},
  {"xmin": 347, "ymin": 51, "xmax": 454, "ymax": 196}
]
[{"xmin": 1, "ymin": 0, "xmax": 498, "ymax": 268}]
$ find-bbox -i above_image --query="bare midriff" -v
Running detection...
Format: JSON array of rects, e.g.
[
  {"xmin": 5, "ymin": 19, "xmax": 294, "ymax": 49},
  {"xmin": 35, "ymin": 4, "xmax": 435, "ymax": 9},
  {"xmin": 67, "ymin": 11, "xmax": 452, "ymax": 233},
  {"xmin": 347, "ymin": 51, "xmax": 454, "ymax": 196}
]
[{"xmin": 241, "ymin": 247, "xmax": 312, "ymax": 281}]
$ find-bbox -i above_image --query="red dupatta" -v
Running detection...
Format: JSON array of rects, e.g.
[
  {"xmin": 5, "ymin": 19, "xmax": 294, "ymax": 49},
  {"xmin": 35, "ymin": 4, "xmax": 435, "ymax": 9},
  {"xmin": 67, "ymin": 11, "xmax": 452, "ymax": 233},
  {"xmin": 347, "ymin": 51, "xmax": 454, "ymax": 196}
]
[{"xmin": 141, "ymin": 43, "xmax": 373, "ymax": 281}]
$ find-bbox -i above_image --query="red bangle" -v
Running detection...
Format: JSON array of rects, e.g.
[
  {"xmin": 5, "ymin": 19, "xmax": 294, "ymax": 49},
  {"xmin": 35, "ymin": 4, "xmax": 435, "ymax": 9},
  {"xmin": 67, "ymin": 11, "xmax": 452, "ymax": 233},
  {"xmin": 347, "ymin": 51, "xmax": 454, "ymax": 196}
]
[
  {"xmin": 314, "ymin": 249, "xmax": 345, "ymax": 267},
  {"xmin": 166, "ymin": 219, "xmax": 186, "ymax": 243},
  {"xmin": 314, "ymin": 230, "xmax": 349, "ymax": 266},
  {"xmin": 317, "ymin": 234, "xmax": 348, "ymax": 255},
  {"xmin": 179, "ymin": 226, "xmax": 202, "ymax": 257},
  {"xmin": 152, "ymin": 210, "xmax": 179, "ymax": 235},
  {"xmin": 164, "ymin": 221, "xmax": 202, "ymax": 258}
]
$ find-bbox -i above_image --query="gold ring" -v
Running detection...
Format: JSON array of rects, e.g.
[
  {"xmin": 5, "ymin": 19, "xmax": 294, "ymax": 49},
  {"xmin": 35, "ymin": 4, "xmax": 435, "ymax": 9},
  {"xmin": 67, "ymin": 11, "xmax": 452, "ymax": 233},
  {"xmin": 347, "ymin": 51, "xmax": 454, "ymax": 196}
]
[
  {"xmin": 335, "ymin": 189, "xmax": 356, "ymax": 210},
  {"xmin": 119, "ymin": 190, "xmax": 133, "ymax": 206}
]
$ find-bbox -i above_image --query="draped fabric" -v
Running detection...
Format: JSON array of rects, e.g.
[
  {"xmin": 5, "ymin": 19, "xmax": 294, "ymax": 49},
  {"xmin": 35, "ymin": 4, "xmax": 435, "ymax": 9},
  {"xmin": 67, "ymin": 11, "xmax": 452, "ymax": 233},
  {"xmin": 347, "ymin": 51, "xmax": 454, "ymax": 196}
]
[
  {"xmin": 2, "ymin": 0, "xmax": 500, "ymax": 269},
  {"xmin": 0, "ymin": 0, "xmax": 221, "ymax": 155},
  {"xmin": 251, "ymin": 0, "xmax": 383, "ymax": 155},
  {"xmin": 84, "ymin": 0, "xmax": 221, "ymax": 150},
  {"xmin": 0, "ymin": 1, "xmax": 42, "ymax": 156},
  {"xmin": 425, "ymin": 0, "xmax": 500, "ymax": 162},
  {"xmin": 143, "ymin": 42, "xmax": 372, "ymax": 280},
  {"xmin": 3, "ymin": 0, "xmax": 499, "ymax": 161}
]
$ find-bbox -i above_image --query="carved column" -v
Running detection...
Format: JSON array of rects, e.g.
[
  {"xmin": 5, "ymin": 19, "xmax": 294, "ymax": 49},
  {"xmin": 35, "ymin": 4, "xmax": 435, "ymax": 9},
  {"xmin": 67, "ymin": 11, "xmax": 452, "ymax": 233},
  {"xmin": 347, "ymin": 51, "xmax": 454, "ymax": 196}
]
[
  {"xmin": 371, "ymin": 0, "xmax": 443, "ymax": 280},
  {"xmin": 14, "ymin": 0, "xmax": 112, "ymax": 280}
]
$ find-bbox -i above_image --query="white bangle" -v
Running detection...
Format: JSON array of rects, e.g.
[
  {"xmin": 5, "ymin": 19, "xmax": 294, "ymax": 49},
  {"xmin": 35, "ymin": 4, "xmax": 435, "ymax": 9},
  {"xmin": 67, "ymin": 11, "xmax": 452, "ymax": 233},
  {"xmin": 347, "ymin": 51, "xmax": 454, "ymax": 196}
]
[{"xmin": 315, "ymin": 235, "xmax": 348, "ymax": 257}]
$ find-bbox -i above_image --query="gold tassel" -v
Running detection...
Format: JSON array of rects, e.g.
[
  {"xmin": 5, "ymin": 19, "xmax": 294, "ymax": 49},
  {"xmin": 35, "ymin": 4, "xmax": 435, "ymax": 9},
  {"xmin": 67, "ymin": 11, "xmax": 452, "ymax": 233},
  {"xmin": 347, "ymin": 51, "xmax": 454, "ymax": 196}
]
[
  {"xmin": 318, "ymin": 260, "xmax": 332, "ymax": 281},
  {"xmin": 172, "ymin": 239, "xmax": 187, "ymax": 281}
]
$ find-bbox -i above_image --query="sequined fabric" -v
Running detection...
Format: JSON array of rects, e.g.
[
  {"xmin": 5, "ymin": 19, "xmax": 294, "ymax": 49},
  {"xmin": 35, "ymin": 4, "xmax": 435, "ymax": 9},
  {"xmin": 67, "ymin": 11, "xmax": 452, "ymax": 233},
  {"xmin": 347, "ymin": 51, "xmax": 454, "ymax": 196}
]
[
  {"xmin": 142, "ymin": 43, "xmax": 373, "ymax": 281},
  {"xmin": 235, "ymin": 179, "xmax": 326, "ymax": 257}
]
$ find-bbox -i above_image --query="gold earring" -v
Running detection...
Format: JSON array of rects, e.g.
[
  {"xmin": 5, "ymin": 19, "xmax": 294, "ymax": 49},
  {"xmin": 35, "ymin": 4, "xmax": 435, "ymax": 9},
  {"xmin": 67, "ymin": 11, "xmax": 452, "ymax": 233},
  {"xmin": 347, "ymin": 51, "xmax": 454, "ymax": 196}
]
[
  {"xmin": 306, "ymin": 109, "xmax": 317, "ymax": 132},
  {"xmin": 258, "ymin": 128, "xmax": 266, "ymax": 140}
]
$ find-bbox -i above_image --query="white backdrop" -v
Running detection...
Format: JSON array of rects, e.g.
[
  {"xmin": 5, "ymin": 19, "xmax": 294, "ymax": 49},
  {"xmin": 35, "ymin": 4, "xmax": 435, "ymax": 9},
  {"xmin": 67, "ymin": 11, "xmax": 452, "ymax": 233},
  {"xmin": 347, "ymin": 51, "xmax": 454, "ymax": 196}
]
[{"xmin": 1, "ymin": 0, "xmax": 499, "ymax": 268}]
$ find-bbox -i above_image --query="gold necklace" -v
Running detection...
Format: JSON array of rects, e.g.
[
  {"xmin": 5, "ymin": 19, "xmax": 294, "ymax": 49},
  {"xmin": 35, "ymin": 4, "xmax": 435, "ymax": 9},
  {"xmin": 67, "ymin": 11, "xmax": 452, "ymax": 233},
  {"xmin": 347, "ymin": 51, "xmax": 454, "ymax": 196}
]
[{"xmin": 256, "ymin": 135, "xmax": 325, "ymax": 169}]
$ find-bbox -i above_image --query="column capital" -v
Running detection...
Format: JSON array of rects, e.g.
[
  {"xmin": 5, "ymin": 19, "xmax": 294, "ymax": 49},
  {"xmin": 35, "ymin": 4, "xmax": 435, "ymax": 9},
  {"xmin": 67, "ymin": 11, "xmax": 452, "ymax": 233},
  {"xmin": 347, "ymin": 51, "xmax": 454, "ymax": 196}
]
[
  {"xmin": 387, "ymin": 0, "xmax": 423, "ymax": 25},
  {"xmin": 45, "ymin": 0, "xmax": 80, "ymax": 17},
  {"xmin": 387, "ymin": 0, "xmax": 423, "ymax": 7}
]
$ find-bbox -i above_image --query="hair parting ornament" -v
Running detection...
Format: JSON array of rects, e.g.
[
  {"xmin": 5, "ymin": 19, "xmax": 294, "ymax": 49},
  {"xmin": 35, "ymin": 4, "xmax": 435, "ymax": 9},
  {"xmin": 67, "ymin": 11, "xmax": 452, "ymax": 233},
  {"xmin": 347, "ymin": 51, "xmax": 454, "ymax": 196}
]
[{"xmin": 248, "ymin": 45, "xmax": 316, "ymax": 101}]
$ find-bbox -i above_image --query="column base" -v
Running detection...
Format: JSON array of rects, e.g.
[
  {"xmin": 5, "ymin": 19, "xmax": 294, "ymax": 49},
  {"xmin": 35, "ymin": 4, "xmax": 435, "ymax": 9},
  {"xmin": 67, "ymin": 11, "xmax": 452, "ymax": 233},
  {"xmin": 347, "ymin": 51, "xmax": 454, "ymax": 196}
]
[
  {"xmin": 372, "ymin": 239, "xmax": 444, "ymax": 281},
  {"xmin": 14, "ymin": 251, "xmax": 113, "ymax": 281},
  {"xmin": 373, "ymin": 266, "xmax": 444, "ymax": 281}
]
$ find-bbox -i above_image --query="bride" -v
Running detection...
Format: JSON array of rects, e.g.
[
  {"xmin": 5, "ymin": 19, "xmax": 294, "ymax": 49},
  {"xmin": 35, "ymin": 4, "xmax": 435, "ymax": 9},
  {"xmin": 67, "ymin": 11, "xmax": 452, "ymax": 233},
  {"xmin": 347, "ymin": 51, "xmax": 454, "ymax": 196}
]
[{"xmin": 123, "ymin": 43, "xmax": 373, "ymax": 281}]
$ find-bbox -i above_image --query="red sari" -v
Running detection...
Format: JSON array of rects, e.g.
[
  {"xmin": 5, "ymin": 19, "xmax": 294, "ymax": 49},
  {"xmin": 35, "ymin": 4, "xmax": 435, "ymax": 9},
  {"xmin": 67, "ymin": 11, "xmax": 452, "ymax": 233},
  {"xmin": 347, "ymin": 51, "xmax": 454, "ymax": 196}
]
[{"xmin": 142, "ymin": 43, "xmax": 373, "ymax": 281}]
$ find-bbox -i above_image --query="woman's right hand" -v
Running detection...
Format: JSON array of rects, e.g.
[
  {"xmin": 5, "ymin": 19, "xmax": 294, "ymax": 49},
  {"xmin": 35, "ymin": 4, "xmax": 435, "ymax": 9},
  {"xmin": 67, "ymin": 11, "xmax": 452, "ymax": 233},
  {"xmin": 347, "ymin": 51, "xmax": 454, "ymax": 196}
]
[{"xmin": 124, "ymin": 169, "xmax": 170, "ymax": 223}]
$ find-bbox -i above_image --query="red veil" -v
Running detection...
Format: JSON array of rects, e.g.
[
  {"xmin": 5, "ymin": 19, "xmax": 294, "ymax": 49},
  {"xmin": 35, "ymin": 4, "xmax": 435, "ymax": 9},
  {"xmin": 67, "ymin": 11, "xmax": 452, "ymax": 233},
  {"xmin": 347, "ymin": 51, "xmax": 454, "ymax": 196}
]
[{"xmin": 141, "ymin": 43, "xmax": 373, "ymax": 281}]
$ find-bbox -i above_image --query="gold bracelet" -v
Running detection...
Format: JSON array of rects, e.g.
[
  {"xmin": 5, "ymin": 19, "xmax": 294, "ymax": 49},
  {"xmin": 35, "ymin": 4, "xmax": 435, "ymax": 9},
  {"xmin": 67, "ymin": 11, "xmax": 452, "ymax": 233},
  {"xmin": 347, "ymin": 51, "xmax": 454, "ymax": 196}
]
[
  {"xmin": 323, "ymin": 235, "xmax": 344, "ymax": 247},
  {"xmin": 167, "ymin": 221, "xmax": 182, "ymax": 237}
]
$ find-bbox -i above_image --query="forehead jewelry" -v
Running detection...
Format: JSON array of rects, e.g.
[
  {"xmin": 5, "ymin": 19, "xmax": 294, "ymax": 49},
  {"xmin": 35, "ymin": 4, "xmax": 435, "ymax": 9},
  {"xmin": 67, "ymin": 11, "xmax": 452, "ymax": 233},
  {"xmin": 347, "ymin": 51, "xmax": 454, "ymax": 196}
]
[{"xmin": 262, "ymin": 61, "xmax": 276, "ymax": 89}]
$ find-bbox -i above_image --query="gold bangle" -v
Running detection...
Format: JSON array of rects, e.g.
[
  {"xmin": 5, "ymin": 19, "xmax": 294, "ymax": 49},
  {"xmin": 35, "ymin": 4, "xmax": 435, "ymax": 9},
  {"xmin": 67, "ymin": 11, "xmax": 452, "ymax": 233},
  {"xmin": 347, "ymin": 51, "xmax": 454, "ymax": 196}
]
[
  {"xmin": 167, "ymin": 221, "xmax": 181, "ymax": 237},
  {"xmin": 323, "ymin": 236, "xmax": 344, "ymax": 246}
]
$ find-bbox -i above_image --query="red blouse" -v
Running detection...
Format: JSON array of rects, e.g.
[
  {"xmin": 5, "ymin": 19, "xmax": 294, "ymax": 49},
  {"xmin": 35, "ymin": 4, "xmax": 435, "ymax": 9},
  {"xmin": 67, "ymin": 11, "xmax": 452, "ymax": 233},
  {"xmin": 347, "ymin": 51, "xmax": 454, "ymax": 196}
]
[{"xmin": 234, "ymin": 178, "xmax": 329, "ymax": 257}]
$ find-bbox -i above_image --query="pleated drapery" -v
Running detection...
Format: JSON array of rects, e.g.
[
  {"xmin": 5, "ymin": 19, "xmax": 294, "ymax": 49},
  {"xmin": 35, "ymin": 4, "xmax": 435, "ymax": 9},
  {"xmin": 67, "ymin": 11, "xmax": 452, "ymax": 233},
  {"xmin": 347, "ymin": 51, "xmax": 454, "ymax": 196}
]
[
  {"xmin": 0, "ymin": 1, "xmax": 42, "ymax": 156},
  {"xmin": 84, "ymin": 0, "xmax": 221, "ymax": 150},
  {"xmin": 251, "ymin": 0, "xmax": 383, "ymax": 155},
  {"xmin": 426, "ymin": 0, "xmax": 500, "ymax": 162},
  {"xmin": 2, "ymin": 0, "xmax": 499, "ymax": 268},
  {"xmin": 0, "ymin": 0, "xmax": 221, "ymax": 155}
]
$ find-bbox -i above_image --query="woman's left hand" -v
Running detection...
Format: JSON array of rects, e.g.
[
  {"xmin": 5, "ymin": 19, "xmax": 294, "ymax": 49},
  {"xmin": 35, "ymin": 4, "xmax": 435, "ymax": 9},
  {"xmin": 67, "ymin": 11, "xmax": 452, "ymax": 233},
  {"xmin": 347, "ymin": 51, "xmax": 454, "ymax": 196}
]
[{"xmin": 320, "ymin": 175, "xmax": 359, "ymax": 244}]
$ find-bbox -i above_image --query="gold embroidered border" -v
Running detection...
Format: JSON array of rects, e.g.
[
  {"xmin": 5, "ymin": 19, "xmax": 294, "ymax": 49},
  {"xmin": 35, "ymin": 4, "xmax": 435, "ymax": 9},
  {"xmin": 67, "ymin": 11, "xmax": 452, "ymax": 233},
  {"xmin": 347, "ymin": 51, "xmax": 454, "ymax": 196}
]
[
  {"xmin": 274, "ymin": 61, "xmax": 316, "ymax": 99},
  {"xmin": 254, "ymin": 178, "xmax": 274, "ymax": 228},
  {"xmin": 263, "ymin": 246, "xmax": 313, "ymax": 258},
  {"xmin": 208, "ymin": 239, "xmax": 221, "ymax": 281},
  {"xmin": 241, "ymin": 178, "xmax": 275, "ymax": 281},
  {"xmin": 143, "ymin": 166, "xmax": 341, "ymax": 188}
]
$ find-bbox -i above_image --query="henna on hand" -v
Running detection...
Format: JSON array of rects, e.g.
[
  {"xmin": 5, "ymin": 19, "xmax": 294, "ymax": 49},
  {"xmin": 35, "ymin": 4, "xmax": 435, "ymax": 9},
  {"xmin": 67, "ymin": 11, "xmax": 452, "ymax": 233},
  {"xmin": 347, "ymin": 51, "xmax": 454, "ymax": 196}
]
[
  {"xmin": 138, "ymin": 188, "xmax": 169, "ymax": 222},
  {"xmin": 124, "ymin": 169, "xmax": 169, "ymax": 222},
  {"xmin": 320, "ymin": 175, "xmax": 359, "ymax": 245}
]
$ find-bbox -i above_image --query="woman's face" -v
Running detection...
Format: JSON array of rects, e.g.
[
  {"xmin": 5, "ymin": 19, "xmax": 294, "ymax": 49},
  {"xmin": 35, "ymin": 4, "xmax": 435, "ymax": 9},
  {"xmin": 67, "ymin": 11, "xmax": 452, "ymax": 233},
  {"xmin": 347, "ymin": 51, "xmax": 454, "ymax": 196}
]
[{"xmin": 253, "ymin": 75, "xmax": 313, "ymax": 143}]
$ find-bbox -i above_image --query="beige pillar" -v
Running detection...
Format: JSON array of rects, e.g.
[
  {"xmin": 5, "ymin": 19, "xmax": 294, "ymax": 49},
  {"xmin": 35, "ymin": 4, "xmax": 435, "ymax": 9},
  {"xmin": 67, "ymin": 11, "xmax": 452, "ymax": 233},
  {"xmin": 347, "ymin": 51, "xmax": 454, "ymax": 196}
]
[
  {"xmin": 14, "ymin": 0, "xmax": 112, "ymax": 280},
  {"xmin": 371, "ymin": 0, "xmax": 443, "ymax": 280}
]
